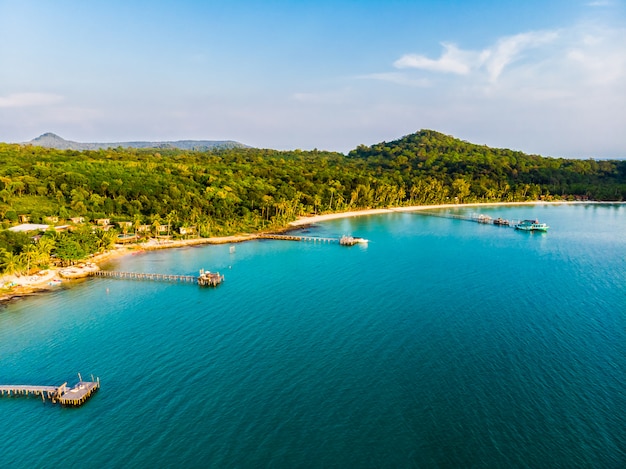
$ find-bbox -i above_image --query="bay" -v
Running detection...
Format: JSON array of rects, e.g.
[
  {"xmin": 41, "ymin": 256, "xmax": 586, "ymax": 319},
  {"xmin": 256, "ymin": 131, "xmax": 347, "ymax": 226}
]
[{"xmin": 1, "ymin": 203, "xmax": 625, "ymax": 467}]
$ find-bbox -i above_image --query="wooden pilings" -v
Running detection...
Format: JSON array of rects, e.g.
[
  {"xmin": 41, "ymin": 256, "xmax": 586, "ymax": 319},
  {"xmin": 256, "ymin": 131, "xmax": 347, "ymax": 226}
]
[{"xmin": 56, "ymin": 380, "xmax": 100, "ymax": 406}]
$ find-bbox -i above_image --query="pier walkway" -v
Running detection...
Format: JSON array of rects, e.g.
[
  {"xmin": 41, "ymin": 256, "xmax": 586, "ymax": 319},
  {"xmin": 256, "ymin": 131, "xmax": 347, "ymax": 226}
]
[
  {"xmin": 415, "ymin": 211, "xmax": 519, "ymax": 227},
  {"xmin": 257, "ymin": 234, "xmax": 368, "ymax": 246},
  {"xmin": 92, "ymin": 269, "xmax": 224, "ymax": 286},
  {"xmin": 0, "ymin": 375, "xmax": 100, "ymax": 407},
  {"xmin": 258, "ymin": 234, "xmax": 338, "ymax": 243}
]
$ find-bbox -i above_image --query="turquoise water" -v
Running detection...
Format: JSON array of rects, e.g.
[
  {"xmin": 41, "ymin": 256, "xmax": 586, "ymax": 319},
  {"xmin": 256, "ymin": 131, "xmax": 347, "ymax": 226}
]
[{"xmin": 1, "ymin": 204, "xmax": 625, "ymax": 467}]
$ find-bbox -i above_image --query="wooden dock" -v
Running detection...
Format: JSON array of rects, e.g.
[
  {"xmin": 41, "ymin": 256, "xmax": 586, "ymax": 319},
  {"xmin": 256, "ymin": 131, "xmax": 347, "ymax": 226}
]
[
  {"xmin": 92, "ymin": 269, "xmax": 224, "ymax": 286},
  {"xmin": 258, "ymin": 233, "xmax": 368, "ymax": 246},
  {"xmin": 415, "ymin": 211, "xmax": 520, "ymax": 228},
  {"xmin": 0, "ymin": 374, "xmax": 100, "ymax": 407},
  {"xmin": 258, "ymin": 233, "xmax": 338, "ymax": 243}
]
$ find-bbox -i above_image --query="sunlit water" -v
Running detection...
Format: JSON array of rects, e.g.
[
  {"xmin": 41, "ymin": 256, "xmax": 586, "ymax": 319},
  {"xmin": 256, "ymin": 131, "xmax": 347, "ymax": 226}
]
[{"xmin": 1, "ymin": 203, "xmax": 625, "ymax": 467}]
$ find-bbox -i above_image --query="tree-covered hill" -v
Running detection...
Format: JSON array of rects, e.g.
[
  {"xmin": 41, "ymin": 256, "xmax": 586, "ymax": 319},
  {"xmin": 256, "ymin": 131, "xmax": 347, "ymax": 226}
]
[
  {"xmin": 348, "ymin": 130, "xmax": 626, "ymax": 202},
  {"xmin": 1, "ymin": 129, "xmax": 624, "ymax": 238}
]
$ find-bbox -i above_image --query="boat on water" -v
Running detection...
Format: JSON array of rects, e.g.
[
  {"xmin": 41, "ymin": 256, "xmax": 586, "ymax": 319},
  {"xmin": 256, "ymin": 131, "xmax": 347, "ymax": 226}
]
[
  {"xmin": 514, "ymin": 219, "xmax": 549, "ymax": 231},
  {"xmin": 493, "ymin": 217, "xmax": 510, "ymax": 226}
]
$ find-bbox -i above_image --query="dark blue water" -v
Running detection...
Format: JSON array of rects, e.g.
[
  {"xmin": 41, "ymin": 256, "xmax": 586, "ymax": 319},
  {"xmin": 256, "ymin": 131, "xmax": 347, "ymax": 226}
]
[{"xmin": 1, "ymin": 204, "xmax": 625, "ymax": 467}]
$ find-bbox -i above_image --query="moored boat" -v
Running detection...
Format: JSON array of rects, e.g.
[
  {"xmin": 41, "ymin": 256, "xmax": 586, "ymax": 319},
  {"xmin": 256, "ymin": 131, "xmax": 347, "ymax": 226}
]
[{"xmin": 514, "ymin": 219, "xmax": 549, "ymax": 231}]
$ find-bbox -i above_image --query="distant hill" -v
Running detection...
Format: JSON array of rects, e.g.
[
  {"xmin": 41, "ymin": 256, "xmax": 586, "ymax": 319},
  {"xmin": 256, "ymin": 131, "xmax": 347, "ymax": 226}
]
[{"xmin": 24, "ymin": 132, "xmax": 249, "ymax": 151}]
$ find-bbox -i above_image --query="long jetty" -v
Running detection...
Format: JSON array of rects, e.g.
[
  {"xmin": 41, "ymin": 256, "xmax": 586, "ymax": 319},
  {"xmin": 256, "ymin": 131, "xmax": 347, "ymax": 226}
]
[
  {"xmin": 92, "ymin": 269, "xmax": 224, "ymax": 286},
  {"xmin": 258, "ymin": 234, "xmax": 338, "ymax": 243},
  {"xmin": 415, "ymin": 211, "xmax": 519, "ymax": 227},
  {"xmin": 258, "ymin": 234, "xmax": 368, "ymax": 246},
  {"xmin": 0, "ymin": 374, "xmax": 100, "ymax": 407}
]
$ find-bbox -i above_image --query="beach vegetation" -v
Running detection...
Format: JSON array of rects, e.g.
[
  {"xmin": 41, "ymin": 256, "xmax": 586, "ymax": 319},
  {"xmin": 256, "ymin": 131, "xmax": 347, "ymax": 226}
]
[{"xmin": 0, "ymin": 130, "xmax": 624, "ymax": 274}]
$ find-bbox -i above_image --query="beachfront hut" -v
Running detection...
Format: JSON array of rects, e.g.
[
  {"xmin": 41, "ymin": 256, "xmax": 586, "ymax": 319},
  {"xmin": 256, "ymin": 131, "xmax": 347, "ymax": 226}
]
[{"xmin": 179, "ymin": 226, "xmax": 196, "ymax": 236}]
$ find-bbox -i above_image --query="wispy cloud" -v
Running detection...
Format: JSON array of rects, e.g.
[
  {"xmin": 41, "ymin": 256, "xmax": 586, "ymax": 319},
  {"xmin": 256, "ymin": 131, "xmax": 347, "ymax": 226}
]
[
  {"xmin": 393, "ymin": 30, "xmax": 558, "ymax": 83},
  {"xmin": 394, "ymin": 43, "xmax": 484, "ymax": 75},
  {"xmin": 0, "ymin": 92, "xmax": 63, "ymax": 108},
  {"xmin": 483, "ymin": 31, "xmax": 558, "ymax": 82}
]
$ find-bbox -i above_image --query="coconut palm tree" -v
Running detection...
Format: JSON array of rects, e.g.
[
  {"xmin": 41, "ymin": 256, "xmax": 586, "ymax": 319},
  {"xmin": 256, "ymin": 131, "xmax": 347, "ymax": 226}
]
[
  {"xmin": 36, "ymin": 236, "xmax": 55, "ymax": 267},
  {"xmin": 0, "ymin": 249, "xmax": 26, "ymax": 276},
  {"xmin": 20, "ymin": 244, "xmax": 38, "ymax": 274}
]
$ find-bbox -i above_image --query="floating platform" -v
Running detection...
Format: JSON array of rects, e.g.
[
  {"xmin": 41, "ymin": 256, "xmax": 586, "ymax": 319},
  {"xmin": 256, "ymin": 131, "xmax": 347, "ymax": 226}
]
[
  {"xmin": 339, "ymin": 235, "xmax": 369, "ymax": 246},
  {"xmin": 0, "ymin": 374, "xmax": 100, "ymax": 407}
]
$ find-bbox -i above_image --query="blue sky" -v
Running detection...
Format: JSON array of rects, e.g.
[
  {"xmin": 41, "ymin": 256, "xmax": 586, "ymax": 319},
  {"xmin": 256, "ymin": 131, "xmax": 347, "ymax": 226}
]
[{"xmin": 1, "ymin": 0, "xmax": 624, "ymax": 158}]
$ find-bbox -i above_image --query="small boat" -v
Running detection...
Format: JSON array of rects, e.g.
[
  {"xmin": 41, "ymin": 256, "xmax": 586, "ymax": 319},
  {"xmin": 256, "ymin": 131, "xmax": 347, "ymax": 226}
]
[
  {"xmin": 493, "ymin": 217, "xmax": 510, "ymax": 226},
  {"xmin": 514, "ymin": 219, "xmax": 549, "ymax": 231}
]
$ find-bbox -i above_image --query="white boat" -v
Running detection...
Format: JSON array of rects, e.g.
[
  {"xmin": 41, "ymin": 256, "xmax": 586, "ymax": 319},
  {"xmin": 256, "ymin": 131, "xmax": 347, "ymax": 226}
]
[{"xmin": 514, "ymin": 219, "xmax": 549, "ymax": 231}]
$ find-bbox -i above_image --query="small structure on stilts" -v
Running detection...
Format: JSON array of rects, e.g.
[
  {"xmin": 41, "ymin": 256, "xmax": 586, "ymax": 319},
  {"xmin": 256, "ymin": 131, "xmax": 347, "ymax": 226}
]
[{"xmin": 0, "ymin": 373, "xmax": 100, "ymax": 407}]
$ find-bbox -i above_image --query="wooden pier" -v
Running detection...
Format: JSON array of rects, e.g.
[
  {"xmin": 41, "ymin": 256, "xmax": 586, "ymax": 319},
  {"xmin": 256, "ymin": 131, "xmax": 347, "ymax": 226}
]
[
  {"xmin": 258, "ymin": 233, "xmax": 338, "ymax": 243},
  {"xmin": 92, "ymin": 269, "xmax": 224, "ymax": 286},
  {"xmin": 0, "ymin": 374, "xmax": 100, "ymax": 407},
  {"xmin": 415, "ymin": 211, "xmax": 520, "ymax": 228},
  {"xmin": 258, "ymin": 233, "xmax": 368, "ymax": 246}
]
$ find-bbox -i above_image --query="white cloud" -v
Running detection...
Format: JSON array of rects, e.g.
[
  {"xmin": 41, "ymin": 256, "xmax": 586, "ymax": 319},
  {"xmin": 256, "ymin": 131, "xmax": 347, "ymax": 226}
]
[
  {"xmin": 394, "ymin": 43, "xmax": 481, "ymax": 75},
  {"xmin": 565, "ymin": 29, "xmax": 626, "ymax": 85},
  {"xmin": 484, "ymin": 31, "xmax": 558, "ymax": 82},
  {"xmin": 0, "ymin": 92, "xmax": 63, "ymax": 108},
  {"xmin": 394, "ymin": 31, "xmax": 558, "ymax": 83}
]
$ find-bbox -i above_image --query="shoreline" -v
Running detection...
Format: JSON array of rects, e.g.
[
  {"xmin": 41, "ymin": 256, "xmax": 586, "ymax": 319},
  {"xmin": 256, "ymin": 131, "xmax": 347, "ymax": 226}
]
[
  {"xmin": 287, "ymin": 200, "xmax": 598, "ymax": 227},
  {"xmin": 0, "ymin": 200, "xmax": 617, "ymax": 305}
]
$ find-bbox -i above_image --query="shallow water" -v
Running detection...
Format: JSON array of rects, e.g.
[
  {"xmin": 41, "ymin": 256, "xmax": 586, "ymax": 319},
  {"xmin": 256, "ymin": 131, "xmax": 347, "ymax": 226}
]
[{"xmin": 1, "ymin": 203, "xmax": 625, "ymax": 467}]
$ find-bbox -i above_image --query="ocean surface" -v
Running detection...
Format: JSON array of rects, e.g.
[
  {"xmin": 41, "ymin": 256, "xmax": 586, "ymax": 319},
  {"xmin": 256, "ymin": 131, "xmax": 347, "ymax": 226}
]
[{"xmin": 1, "ymin": 203, "xmax": 625, "ymax": 468}]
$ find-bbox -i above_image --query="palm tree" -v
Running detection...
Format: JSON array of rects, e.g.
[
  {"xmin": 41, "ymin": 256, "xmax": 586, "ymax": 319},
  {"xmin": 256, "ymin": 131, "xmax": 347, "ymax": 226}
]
[
  {"xmin": 133, "ymin": 214, "xmax": 142, "ymax": 237},
  {"xmin": 20, "ymin": 244, "xmax": 38, "ymax": 274},
  {"xmin": 36, "ymin": 236, "xmax": 55, "ymax": 262},
  {"xmin": 151, "ymin": 215, "xmax": 162, "ymax": 238},
  {"xmin": 166, "ymin": 210, "xmax": 178, "ymax": 237},
  {"xmin": 1, "ymin": 250, "xmax": 26, "ymax": 276}
]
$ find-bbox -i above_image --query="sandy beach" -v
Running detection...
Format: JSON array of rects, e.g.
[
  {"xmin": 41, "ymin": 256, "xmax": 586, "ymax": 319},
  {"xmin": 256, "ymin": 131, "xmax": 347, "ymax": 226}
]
[
  {"xmin": 288, "ymin": 201, "xmax": 577, "ymax": 227},
  {"xmin": 0, "ymin": 200, "xmax": 584, "ymax": 304}
]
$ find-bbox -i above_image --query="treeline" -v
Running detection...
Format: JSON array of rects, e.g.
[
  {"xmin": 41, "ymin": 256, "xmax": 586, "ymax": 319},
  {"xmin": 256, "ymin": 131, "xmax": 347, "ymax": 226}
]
[
  {"xmin": 0, "ymin": 227, "xmax": 117, "ymax": 276},
  {"xmin": 1, "ymin": 128, "xmax": 624, "ymax": 241}
]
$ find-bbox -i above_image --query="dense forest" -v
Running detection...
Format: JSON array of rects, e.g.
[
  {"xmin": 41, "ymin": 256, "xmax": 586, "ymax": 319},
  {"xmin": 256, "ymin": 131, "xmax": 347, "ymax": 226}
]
[{"xmin": 1, "ymin": 129, "xmax": 625, "ymax": 274}]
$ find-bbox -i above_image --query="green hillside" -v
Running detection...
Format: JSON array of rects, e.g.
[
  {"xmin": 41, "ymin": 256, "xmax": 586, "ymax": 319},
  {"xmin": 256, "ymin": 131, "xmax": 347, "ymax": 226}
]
[{"xmin": 1, "ymin": 129, "xmax": 624, "ymax": 235}]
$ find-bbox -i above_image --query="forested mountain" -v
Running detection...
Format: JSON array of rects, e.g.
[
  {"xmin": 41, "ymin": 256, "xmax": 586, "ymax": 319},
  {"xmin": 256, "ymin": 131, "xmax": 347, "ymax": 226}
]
[
  {"xmin": 26, "ymin": 132, "xmax": 248, "ymax": 151},
  {"xmin": 1, "ymin": 129, "xmax": 624, "ymax": 238}
]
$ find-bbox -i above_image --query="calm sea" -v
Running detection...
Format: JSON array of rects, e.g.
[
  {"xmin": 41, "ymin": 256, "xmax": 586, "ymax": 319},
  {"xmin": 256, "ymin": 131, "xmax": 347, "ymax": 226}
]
[{"xmin": 1, "ymin": 204, "xmax": 625, "ymax": 468}]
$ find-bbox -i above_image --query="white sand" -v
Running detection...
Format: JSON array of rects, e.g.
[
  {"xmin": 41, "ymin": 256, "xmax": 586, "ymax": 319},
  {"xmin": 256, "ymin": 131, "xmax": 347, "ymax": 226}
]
[{"xmin": 288, "ymin": 201, "xmax": 573, "ymax": 227}]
